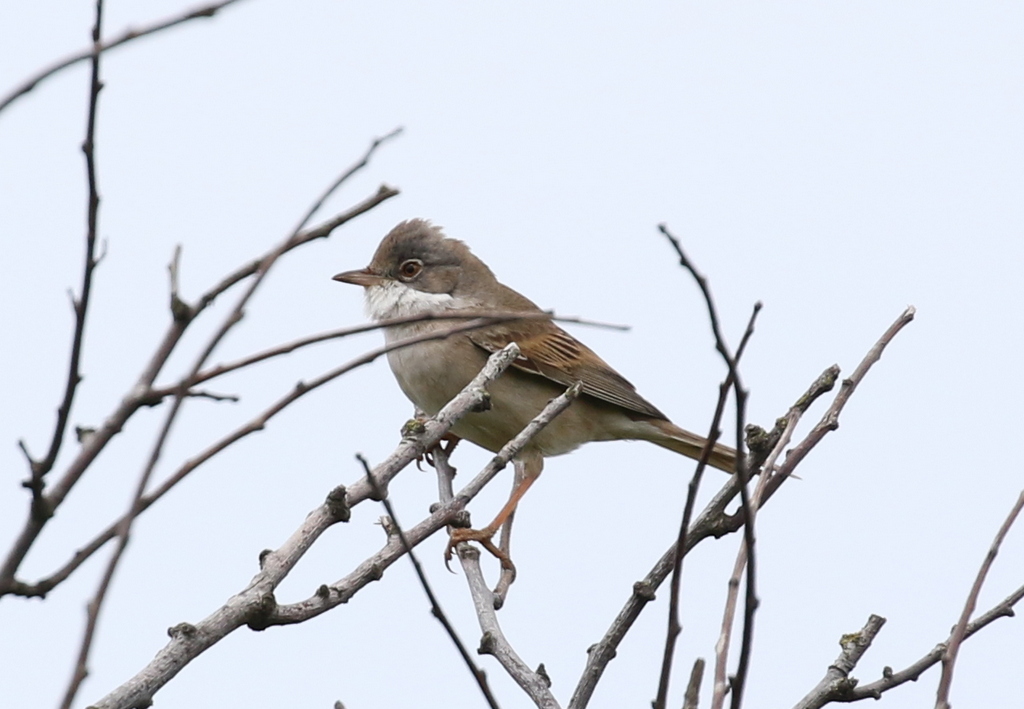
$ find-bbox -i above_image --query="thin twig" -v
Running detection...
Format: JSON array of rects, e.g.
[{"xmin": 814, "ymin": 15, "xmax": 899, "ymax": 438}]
[
  {"xmin": 712, "ymin": 398, "xmax": 803, "ymax": 709},
  {"xmin": 846, "ymin": 580, "xmax": 1024, "ymax": 702},
  {"xmin": 287, "ymin": 128, "xmax": 402, "ymax": 238},
  {"xmin": 160, "ymin": 310, "xmax": 626, "ymax": 394},
  {"xmin": 0, "ymin": 180, "xmax": 398, "ymax": 596},
  {"xmin": 763, "ymin": 306, "xmax": 916, "ymax": 498},
  {"xmin": 935, "ymin": 489, "xmax": 1024, "ymax": 709},
  {"xmin": 8, "ymin": 322, "xmax": 527, "ymax": 598},
  {"xmin": 188, "ymin": 183, "xmax": 400, "ymax": 318},
  {"xmin": 0, "ymin": 0, "xmax": 248, "ymax": 114},
  {"xmin": 59, "ymin": 140, "xmax": 399, "ymax": 705},
  {"xmin": 653, "ymin": 223, "xmax": 761, "ymax": 709},
  {"xmin": 726, "ymin": 307, "xmax": 759, "ymax": 709},
  {"xmin": 569, "ymin": 317, "xmax": 897, "ymax": 709},
  {"xmin": 18, "ymin": 0, "xmax": 113, "ymax": 520},
  {"xmin": 56, "ymin": 4, "xmax": 105, "ymax": 705},
  {"xmin": 357, "ymin": 454, "xmax": 501, "ymax": 709},
  {"xmin": 183, "ymin": 389, "xmax": 239, "ymax": 403}
]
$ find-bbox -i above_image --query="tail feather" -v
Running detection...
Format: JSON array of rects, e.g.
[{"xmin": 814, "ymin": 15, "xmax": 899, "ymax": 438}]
[{"xmin": 646, "ymin": 419, "xmax": 737, "ymax": 473}]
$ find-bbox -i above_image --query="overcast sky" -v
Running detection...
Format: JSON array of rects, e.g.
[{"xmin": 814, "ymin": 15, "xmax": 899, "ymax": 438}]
[{"xmin": 1, "ymin": 2, "xmax": 1022, "ymax": 708}]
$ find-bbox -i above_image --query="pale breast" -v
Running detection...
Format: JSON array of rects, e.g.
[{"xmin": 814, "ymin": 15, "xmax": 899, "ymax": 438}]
[{"xmin": 384, "ymin": 325, "xmax": 488, "ymax": 416}]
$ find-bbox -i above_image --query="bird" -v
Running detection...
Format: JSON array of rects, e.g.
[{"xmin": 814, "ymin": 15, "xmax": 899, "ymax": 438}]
[{"xmin": 334, "ymin": 219, "xmax": 736, "ymax": 568}]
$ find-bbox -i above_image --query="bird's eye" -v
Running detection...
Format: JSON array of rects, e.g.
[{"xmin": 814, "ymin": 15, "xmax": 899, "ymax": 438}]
[{"xmin": 398, "ymin": 259, "xmax": 422, "ymax": 279}]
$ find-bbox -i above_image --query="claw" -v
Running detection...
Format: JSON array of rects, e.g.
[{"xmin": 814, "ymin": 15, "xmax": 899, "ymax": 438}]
[{"xmin": 444, "ymin": 527, "xmax": 517, "ymax": 580}]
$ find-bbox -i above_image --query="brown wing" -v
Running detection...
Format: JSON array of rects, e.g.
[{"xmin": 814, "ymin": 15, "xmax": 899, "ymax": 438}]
[{"xmin": 468, "ymin": 320, "xmax": 668, "ymax": 420}]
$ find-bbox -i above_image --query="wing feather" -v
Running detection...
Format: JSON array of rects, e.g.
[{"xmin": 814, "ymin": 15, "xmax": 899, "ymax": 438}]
[{"xmin": 468, "ymin": 322, "xmax": 667, "ymax": 420}]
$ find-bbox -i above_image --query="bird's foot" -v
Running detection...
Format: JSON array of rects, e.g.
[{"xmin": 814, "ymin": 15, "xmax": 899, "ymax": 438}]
[
  {"xmin": 423, "ymin": 434, "xmax": 460, "ymax": 469},
  {"xmin": 444, "ymin": 526, "xmax": 516, "ymax": 580}
]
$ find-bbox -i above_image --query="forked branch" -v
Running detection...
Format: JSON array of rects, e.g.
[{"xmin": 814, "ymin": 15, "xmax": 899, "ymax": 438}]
[{"xmin": 89, "ymin": 346, "xmax": 521, "ymax": 709}]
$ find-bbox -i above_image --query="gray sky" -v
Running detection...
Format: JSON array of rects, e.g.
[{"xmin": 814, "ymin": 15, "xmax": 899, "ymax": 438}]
[{"xmin": 2, "ymin": 2, "xmax": 1022, "ymax": 707}]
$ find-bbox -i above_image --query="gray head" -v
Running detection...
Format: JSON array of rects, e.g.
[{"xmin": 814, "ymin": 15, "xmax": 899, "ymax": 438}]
[
  {"xmin": 334, "ymin": 219, "xmax": 543, "ymax": 321},
  {"xmin": 333, "ymin": 220, "xmax": 497, "ymax": 295}
]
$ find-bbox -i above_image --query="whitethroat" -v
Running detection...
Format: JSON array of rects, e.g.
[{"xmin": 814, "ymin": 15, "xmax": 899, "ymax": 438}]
[{"xmin": 334, "ymin": 220, "xmax": 736, "ymax": 568}]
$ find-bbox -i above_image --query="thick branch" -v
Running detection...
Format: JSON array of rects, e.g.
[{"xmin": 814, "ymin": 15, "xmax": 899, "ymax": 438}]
[
  {"xmin": 792, "ymin": 615, "xmax": 887, "ymax": 709},
  {"xmin": 447, "ymin": 385, "xmax": 582, "ymax": 707},
  {"xmin": 460, "ymin": 546, "xmax": 560, "ymax": 709},
  {"xmin": 268, "ymin": 378, "xmax": 581, "ymax": 626},
  {"xmin": 88, "ymin": 346, "xmax": 520, "ymax": 709}
]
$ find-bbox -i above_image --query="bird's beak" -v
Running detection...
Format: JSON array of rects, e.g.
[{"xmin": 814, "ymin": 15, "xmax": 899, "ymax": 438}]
[{"xmin": 332, "ymin": 268, "xmax": 386, "ymax": 287}]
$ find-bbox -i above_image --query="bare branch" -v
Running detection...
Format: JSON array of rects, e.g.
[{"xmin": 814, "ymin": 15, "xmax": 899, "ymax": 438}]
[
  {"xmin": 936, "ymin": 489, "xmax": 1024, "ymax": 709},
  {"xmin": 1, "ymin": 178, "xmax": 398, "ymax": 596},
  {"xmin": 654, "ymin": 223, "xmax": 761, "ymax": 709},
  {"xmin": 19, "ymin": 0, "xmax": 112, "ymax": 508},
  {"xmin": 425, "ymin": 397, "xmax": 586, "ymax": 709},
  {"xmin": 569, "ymin": 350, "xmax": 874, "ymax": 709},
  {"xmin": 792, "ymin": 615, "xmax": 887, "ymax": 709},
  {"xmin": 7, "ymin": 323, "xmax": 523, "ymax": 598},
  {"xmin": 763, "ymin": 306, "xmax": 916, "ymax": 498},
  {"xmin": 24, "ymin": 136, "xmax": 402, "ymax": 705},
  {"xmin": 166, "ymin": 310, "xmax": 624, "ymax": 393},
  {"xmin": 56, "ymin": 3, "xmax": 106, "ymax": 704},
  {"xmin": 176, "ymin": 136, "xmax": 399, "ymax": 386},
  {"xmin": 725, "ymin": 307, "xmax": 759, "ymax": 709},
  {"xmin": 287, "ymin": 127, "xmax": 402, "ymax": 238},
  {"xmin": 268, "ymin": 380, "xmax": 581, "ymax": 627},
  {"xmin": 357, "ymin": 454, "xmax": 502, "ymax": 709},
  {"xmin": 577, "ymin": 305, "xmax": 913, "ymax": 709},
  {"xmin": 182, "ymin": 389, "xmax": 240, "ymax": 403},
  {"xmin": 569, "ymin": 472, "xmax": 743, "ymax": 709},
  {"xmin": 444, "ymin": 386, "xmax": 585, "ymax": 707},
  {"xmin": 190, "ymin": 183, "xmax": 400, "ymax": 318},
  {"xmin": 846, "ymin": 580, "xmax": 1024, "ymax": 702},
  {"xmin": 712, "ymin": 397, "xmax": 804, "ymax": 709},
  {"xmin": 88, "ymin": 346, "xmax": 520, "ymax": 709},
  {"xmin": 720, "ymin": 307, "xmax": 912, "ymax": 708},
  {"xmin": 0, "ymin": 0, "xmax": 248, "ymax": 115},
  {"xmin": 684, "ymin": 658, "xmax": 706, "ymax": 709},
  {"xmin": 459, "ymin": 546, "xmax": 561, "ymax": 709}
]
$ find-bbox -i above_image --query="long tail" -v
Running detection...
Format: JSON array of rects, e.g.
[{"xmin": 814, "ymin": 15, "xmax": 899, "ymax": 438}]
[{"xmin": 647, "ymin": 419, "xmax": 738, "ymax": 473}]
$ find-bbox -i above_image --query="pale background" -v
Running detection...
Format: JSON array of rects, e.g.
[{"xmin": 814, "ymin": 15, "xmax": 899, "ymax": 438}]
[{"xmin": 1, "ymin": 2, "xmax": 1022, "ymax": 707}]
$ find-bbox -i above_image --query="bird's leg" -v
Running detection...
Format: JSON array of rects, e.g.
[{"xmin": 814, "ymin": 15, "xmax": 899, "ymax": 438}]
[
  {"xmin": 498, "ymin": 459, "xmax": 525, "ymax": 555},
  {"xmin": 492, "ymin": 459, "xmax": 527, "ymax": 606},
  {"xmin": 445, "ymin": 451, "xmax": 544, "ymax": 579}
]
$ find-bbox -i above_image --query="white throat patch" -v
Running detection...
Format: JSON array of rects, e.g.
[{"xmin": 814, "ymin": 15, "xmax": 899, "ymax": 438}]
[{"xmin": 364, "ymin": 280, "xmax": 456, "ymax": 321}]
